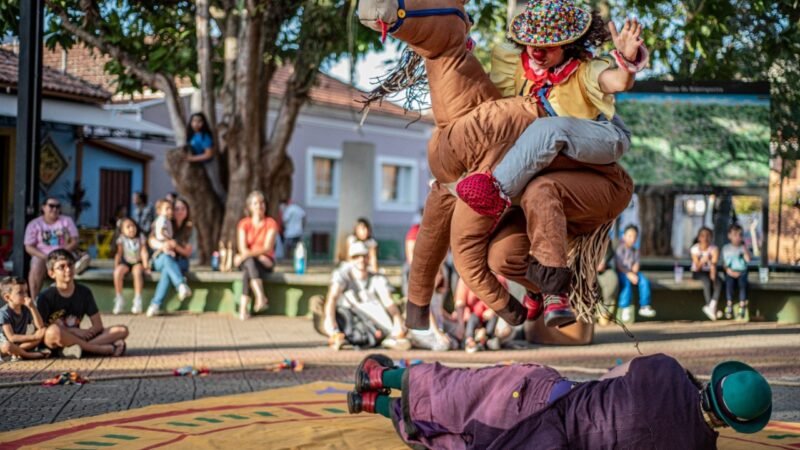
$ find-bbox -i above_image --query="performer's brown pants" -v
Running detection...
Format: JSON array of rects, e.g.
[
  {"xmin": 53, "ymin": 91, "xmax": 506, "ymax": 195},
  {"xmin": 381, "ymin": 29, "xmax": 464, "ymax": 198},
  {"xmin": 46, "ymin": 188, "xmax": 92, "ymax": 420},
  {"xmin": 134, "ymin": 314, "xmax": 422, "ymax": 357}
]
[
  {"xmin": 406, "ymin": 156, "xmax": 633, "ymax": 327},
  {"xmin": 487, "ymin": 157, "xmax": 633, "ymax": 294}
]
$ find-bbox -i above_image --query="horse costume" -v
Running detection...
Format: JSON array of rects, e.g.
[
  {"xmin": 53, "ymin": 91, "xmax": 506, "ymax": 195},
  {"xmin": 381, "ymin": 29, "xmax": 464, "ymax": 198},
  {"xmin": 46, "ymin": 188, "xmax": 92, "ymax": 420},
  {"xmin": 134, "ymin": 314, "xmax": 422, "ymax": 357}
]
[{"xmin": 358, "ymin": 0, "xmax": 632, "ymax": 329}]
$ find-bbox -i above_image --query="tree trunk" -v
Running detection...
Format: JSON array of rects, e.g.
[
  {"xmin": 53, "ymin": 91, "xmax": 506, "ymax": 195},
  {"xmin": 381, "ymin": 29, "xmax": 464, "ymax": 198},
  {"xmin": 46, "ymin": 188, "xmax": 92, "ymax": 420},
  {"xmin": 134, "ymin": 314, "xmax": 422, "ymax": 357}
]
[
  {"xmin": 636, "ymin": 186, "xmax": 676, "ymax": 256},
  {"xmin": 165, "ymin": 149, "xmax": 223, "ymax": 263}
]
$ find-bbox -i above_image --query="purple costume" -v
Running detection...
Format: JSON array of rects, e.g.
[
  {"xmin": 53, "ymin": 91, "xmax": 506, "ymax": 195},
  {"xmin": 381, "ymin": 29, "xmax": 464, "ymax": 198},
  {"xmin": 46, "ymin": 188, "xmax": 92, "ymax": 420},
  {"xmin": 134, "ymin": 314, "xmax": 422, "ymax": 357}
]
[{"xmin": 391, "ymin": 354, "xmax": 718, "ymax": 449}]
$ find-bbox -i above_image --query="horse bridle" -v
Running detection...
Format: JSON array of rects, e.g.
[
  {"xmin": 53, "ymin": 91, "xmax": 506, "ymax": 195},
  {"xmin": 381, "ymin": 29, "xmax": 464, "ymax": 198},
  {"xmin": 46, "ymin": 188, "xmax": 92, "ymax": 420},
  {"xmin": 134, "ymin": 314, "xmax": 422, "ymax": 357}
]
[{"xmin": 387, "ymin": 0, "xmax": 473, "ymax": 34}]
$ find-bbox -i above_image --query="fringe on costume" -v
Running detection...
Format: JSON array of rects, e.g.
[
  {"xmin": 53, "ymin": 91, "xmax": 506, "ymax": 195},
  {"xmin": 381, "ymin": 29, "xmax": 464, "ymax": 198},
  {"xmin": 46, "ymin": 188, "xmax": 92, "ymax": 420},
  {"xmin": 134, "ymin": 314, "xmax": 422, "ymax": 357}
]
[{"xmin": 567, "ymin": 221, "xmax": 612, "ymax": 322}]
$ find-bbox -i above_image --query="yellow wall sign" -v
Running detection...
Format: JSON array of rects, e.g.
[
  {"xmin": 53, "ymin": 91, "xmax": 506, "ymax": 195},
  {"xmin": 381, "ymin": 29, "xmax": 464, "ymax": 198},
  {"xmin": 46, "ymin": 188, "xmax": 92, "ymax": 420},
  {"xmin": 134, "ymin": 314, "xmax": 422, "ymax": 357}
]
[{"xmin": 39, "ymin": 135, "xmax": 68, "ymax": 189}]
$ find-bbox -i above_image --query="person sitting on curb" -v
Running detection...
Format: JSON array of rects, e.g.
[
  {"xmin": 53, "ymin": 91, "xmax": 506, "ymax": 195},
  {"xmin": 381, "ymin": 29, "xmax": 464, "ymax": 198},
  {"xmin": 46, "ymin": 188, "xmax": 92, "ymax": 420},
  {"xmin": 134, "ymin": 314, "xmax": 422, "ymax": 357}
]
[
  {"xmin": 36, "ymin": 250, "xmax": 129, "ymax": 359},
  {"xmin": 322, "ymin": 241, "xmax": 410, "ymax": 351},
  {"xmin": 615, "ymin": 225, "xmax": 656, "ymax": 322},
  {"xmin": 347, "ymin": 352, "xmax": 772, "ymax": 449},
  {"xmin": 0, "ymin": 277, "xmax": 50, "ymax": 360}
]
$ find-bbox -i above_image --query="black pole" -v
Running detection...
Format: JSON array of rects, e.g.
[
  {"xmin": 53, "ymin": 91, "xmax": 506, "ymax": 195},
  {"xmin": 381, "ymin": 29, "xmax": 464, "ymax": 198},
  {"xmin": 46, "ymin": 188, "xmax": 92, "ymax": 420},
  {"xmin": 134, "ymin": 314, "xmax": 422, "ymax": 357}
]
[{"xmin": 12, "ymin": 0, "xmax": 44, "ymax": 278}]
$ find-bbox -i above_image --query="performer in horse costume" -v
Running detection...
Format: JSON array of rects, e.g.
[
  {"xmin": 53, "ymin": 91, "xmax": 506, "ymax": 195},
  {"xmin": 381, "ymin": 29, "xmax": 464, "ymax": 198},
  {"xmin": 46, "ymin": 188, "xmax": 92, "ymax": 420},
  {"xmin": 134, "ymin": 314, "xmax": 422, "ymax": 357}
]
[{"xmin": 357, "ymin": 0, "xmax": 638, "ymax": 329}]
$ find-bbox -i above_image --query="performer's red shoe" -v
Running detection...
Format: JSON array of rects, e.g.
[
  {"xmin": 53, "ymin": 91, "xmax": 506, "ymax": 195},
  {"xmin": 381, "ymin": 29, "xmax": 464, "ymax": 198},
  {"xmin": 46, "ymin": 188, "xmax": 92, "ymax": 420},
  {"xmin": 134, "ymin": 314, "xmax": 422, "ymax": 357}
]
[
  {"xmin": 455, "ymin": 172, "xmax": 510, "ymax": 218},
  {"xmin": 348, "ymin": 390, "xmax": 379, "ymax": 414},
  {"xmin": 355, "ymin": 354, "xmax": 395, "ymax": 393},
  {"xmin": 524, "ymin": 292, "xmax": 544, "ymax": 321},
  {"xmin": 543, "ymin": 293, "xmax": 576, "ymax": 328}
]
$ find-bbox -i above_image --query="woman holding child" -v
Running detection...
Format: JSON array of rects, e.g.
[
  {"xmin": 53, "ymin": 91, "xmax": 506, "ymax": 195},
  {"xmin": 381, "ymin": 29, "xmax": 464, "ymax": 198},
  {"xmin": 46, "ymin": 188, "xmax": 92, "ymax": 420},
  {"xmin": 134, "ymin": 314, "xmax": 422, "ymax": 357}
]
[
  {"xmin": 236, "ymin": 191, "xmax": 279, "ymax": 320},
  {"xmin": 146, "ymin": 199, "xmax": 193, "ymax": 317}
]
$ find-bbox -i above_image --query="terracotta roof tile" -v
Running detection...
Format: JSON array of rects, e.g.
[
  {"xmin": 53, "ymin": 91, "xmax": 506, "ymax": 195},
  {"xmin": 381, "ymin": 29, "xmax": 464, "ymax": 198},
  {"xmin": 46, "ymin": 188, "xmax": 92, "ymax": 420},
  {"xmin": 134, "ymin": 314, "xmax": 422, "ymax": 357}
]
[
  {"xmin": 269, "ymin": 65, "xmax": 426, "ymax": 121},
  {"xmin": 0, "ymin": 47, "xmax": 111, "ymax": 103}
]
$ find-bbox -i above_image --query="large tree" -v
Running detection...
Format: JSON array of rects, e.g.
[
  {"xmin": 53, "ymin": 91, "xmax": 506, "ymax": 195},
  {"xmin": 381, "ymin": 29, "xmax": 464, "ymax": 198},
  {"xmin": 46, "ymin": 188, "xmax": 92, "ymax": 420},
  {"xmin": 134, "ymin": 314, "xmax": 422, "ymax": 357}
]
[{"xmin": 2, "ymin": 0, "xmax": 380, "ymax": 261}]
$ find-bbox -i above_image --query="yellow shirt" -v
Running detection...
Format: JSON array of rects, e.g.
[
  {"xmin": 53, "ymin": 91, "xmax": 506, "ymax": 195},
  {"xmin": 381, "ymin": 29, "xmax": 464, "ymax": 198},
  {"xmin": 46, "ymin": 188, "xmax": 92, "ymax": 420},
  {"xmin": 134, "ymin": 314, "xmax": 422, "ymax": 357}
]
[{"xmin": 489, "ymin": 42, "xmax": 616, "ymax": 119}]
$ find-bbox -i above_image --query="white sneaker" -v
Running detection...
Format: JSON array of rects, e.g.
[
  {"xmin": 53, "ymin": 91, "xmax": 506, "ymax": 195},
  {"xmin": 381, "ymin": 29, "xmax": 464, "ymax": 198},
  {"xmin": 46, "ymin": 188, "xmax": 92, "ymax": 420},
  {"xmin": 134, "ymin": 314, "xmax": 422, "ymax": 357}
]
[
  {"xmin": 131, "ymin": 296, "xmax": 143, "ymax": 315},
  {"xmin": 620, "ymin": 306, "xmax": 633, "ymax": 323},
  {"xmin": 381, "ymin": 337, "xmax": 412, "ymax": 351},
  {"xmin": 638, "ymin": 306, "xmax": 656, "ymax": 318},
  {"xmin": 112, "ymin": 295, "xmax": 125, "ymax": 315},
  {"xmin": 702, "ymin": 305, "xmax": 717, "ymax": 321},
  {"xmin": 62, "ymin": 345, "xmax": 82, "ymax": 359},
  {"xmin": 146, "ymin": 303, "xmax": 161, "ymax": 317},
  {"xmin": 178, "ymin": 284, "xmax": 192, "ymax": 301},
  {"xmin": 74, "ymin": 253, "xmax": 91, "ymax": 274}
]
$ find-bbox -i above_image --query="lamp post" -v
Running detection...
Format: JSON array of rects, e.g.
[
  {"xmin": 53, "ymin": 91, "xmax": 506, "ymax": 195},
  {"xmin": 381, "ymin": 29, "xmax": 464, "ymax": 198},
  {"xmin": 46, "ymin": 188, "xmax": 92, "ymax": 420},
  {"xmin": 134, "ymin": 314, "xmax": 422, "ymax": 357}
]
[{"xmin": 13, "ymin": 0, "xmax": 44, "ymax": 278}]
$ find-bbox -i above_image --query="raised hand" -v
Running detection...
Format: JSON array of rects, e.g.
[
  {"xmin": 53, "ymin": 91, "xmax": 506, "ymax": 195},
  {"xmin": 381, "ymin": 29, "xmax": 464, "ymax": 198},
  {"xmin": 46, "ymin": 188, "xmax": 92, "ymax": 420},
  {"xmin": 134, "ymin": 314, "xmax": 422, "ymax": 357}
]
[{"xmin": 609, "ymin": 18, "xmax": 644, "ymax": 61}]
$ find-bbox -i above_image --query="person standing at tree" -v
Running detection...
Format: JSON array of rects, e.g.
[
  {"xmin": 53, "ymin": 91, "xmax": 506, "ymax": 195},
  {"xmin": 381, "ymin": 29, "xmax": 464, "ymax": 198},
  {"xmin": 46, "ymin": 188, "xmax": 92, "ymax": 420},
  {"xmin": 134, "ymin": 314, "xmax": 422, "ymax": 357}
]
[
  {"xmin": 131, "ymin": 192, "xmax": 155, "ymax": 238},
  {"xmin": 184, "ymin": 112, "xmax": 227, "ymax": 203},
  {"xmin": 280, "ymin": 198, "xmax": 306, "ymax": 260}
]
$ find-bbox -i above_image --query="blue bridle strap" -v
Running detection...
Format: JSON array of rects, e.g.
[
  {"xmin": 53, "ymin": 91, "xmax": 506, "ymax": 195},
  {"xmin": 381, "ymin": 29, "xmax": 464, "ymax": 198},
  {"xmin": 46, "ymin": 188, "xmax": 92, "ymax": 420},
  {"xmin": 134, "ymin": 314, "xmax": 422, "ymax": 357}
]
[{"xmin": 387, "ymin": 0, "xmax": 472, "ymax": 34}]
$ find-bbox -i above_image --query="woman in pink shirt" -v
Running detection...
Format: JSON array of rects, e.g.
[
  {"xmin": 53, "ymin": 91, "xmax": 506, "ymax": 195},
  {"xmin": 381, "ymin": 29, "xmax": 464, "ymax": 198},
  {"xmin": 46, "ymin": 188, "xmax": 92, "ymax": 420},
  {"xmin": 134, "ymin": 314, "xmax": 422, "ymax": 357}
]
[
  {"xmin": 235, "ymin": 191, "xmax": 279, "ymax": 320},
  {"xmin": 23, "ymin": 197, "xmax": 83, "ymax": 298}
]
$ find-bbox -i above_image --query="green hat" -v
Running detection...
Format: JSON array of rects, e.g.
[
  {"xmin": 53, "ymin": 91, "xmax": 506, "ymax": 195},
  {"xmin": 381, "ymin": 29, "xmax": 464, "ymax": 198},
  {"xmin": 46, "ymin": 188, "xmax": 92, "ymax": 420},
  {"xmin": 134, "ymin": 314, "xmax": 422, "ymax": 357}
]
[
  {"xmin": 709, "ymin": 361, "xmax": 772, "ymax": 434},
  {"xmin": 509, "ymin": 0, "xmax": 592, "ymax": 48}
]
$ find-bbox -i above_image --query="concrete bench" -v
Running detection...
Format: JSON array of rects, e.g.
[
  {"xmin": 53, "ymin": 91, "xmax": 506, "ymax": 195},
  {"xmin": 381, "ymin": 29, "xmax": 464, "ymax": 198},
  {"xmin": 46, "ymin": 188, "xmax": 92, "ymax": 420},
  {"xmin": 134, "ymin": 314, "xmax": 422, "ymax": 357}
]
[
  {"xmin": 74, "ymin": 266, "xmax": 403, "ymax": 317},
  {"xmin": 614, "ymin": 271, "xmax": 800, "ymax": 323}
]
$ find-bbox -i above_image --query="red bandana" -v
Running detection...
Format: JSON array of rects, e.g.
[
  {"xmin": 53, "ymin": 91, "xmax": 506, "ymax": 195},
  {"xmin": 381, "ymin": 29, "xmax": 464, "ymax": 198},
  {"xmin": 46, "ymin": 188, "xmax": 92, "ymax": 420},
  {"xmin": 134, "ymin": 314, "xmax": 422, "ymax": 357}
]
[{"xmin": 520, "ymin": 52, "xmax": 581, "ymax": 93}]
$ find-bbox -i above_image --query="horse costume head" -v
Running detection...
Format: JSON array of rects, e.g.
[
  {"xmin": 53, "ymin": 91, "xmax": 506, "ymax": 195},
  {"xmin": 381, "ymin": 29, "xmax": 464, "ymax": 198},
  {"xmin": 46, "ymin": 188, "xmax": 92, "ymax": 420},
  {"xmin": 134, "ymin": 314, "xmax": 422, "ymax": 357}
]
[
  {"xmin": 358, "ymin": 0, "xmax": 470, "ymax": 58},
  {"xmin": 358, "ymin": 0, "xmax": 502, "ymax": 127}
]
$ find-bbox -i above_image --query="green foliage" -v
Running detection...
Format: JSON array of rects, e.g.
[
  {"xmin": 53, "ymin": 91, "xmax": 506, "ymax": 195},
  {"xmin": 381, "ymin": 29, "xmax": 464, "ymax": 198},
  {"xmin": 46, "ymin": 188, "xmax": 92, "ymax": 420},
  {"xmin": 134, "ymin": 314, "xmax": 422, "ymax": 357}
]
[{"xmin": 617, "ymin": 99, "xmax": 771, "ymax": 185}]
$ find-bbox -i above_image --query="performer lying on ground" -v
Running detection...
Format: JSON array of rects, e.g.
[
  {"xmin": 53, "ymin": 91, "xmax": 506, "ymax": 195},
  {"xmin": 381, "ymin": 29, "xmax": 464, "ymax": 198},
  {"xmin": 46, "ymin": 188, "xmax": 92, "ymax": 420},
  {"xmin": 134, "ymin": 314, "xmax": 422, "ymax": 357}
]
[{"xmin": 347, "ymin": 353, "xmax": 772, "ymax": 449}]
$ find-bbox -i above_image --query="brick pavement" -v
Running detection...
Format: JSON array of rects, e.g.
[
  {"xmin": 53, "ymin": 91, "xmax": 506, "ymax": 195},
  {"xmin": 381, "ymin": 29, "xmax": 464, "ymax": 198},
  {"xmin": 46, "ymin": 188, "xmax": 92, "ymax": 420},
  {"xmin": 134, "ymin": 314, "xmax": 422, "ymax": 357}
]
[{"xmin": 0, "ymin": 315, "xmax": 797, "ymax": 432}]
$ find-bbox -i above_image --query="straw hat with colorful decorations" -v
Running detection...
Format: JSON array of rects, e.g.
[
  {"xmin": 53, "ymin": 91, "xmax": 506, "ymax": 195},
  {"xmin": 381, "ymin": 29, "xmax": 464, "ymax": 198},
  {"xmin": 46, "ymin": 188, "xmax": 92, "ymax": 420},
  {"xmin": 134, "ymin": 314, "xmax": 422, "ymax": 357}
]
[{"xmin": 509, "ymin": 0, "xmax": 592, "ymax": 48}]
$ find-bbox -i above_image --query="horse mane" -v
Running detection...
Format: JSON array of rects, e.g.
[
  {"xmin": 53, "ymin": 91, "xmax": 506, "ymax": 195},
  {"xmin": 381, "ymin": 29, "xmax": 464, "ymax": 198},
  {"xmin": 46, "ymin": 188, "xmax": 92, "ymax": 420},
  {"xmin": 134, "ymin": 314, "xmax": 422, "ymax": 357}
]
[{"xmin": 358, "ymin": 46, "xmax": 429, "ymax": 124}]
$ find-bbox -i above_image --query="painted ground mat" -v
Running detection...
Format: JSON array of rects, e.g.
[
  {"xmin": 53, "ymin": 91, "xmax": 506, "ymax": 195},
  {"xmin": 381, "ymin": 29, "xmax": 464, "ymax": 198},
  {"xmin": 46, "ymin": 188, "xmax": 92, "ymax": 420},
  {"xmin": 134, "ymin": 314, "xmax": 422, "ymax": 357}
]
[{"xmin": 0, "ymin": 381, "xmax": 796, "ymax": 449}]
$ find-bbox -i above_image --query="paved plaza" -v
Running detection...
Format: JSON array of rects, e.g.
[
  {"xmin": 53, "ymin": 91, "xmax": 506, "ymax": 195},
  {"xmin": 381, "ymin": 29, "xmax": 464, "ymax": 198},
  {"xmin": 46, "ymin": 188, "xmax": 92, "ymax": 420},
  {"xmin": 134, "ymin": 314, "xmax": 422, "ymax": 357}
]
[{"xmin": 0, "ymin": 315, "xmax": 798, "ymax": 433}]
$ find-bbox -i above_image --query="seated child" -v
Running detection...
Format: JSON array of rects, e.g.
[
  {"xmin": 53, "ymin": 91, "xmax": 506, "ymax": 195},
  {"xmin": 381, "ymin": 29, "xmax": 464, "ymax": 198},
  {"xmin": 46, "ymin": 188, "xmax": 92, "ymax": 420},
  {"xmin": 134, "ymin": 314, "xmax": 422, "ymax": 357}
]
[
  {"xmin": 113, "ymin": 218, "xmax": 150, "ymax": 315},
  {"xmin": 722, "ymin": 224, "xmax": 751, "ymax": 320},
  {"xmin": 37, "ymin": 249, "xmax": 129, "ymax": 358},
  {"xmin": 0, "ymin": 277, "xmax": 50, "ymax": 360},
  {"xmin": 454, "ymin": 277, "xmax": 505, "ymax": 353},
  {"xmin": 615, "ymin": 225, "xmax": 656, "ymax": 322},
  {"xmin": 347, "ymin": 353, "xmax": 772, "ymax": 448}
]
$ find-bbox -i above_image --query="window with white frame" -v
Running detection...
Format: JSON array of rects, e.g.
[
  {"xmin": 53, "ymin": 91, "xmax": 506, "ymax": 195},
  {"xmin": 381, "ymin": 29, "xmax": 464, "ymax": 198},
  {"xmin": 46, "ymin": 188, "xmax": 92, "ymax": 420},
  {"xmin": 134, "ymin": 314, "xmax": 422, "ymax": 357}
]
[
  {"xmin": 306, "ymin": 148, "xmax": 341, "ymax": 208},
  {"xmin": 375, "ymin": 156, "xmax": 418, "ymax": 212}
]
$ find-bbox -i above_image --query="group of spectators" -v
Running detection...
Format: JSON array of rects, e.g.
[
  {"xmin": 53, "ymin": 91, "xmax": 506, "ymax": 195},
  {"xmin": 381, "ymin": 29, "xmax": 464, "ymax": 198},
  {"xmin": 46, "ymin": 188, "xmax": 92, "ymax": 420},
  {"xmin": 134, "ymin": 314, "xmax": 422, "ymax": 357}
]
[
  {"xmin": 312, "ymin": 214, "xmax": 528, "ymax": 353},
  {"xmin": 1, "ymin": 250, "xmax": 129, "ymax": 361},
  {"xmin": 600, "ymin": 224, "xmax": 752, "ymax": 324}
]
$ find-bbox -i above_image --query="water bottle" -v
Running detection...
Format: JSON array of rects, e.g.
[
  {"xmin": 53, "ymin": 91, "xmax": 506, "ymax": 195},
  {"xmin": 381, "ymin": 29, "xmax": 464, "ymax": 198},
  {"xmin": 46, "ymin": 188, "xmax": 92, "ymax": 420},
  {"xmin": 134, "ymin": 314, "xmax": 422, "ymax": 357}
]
[
  {"xmin": 294, "ymin": 242, "xmax": 306, "ymax": 274},
  {"xmin": 211, "ymin": 251, "xmax": 220, "ymax": 271}
]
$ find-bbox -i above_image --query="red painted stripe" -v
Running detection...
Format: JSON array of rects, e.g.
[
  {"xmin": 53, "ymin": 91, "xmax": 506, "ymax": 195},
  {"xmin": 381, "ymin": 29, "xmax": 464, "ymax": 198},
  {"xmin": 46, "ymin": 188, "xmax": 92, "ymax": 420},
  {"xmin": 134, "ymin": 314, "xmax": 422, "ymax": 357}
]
[
  {"xmin": 141, "ymin": 434, "xmax": 187, "ymax": 450},
  {"xmin": 1, "ymin": 399, "xmax": 344, "ymax": 449}
]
